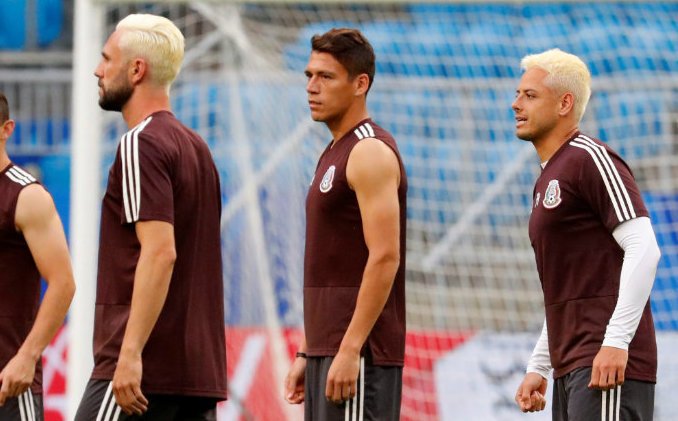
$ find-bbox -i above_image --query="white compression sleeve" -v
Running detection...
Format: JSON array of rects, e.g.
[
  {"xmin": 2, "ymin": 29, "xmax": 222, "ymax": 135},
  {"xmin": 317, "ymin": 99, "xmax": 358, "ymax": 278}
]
[
  {"xmin": 603, "ymin": 216, "xmax": 661, "ymax": 350},
  {"xmin": 526, "ymin": 319, "xmax": 552, "ymax": 378}
]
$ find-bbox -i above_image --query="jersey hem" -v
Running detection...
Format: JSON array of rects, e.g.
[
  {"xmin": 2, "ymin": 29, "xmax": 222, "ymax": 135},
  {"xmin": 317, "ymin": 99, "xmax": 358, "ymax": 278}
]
[
  {"xmin": 306, "ymin": 348, "xmax": 404, "ymax": 367},
  {"xmin": 90, "ymin": 373, "xmax": 228, "ymax": 400},
  {"xmin": 553, "ymin": 363, "xmax": 656, "ymax": 383}
]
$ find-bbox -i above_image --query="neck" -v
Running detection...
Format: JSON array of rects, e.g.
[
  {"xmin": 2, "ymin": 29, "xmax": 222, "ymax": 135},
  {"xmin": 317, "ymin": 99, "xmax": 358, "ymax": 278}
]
[
  {"xmin": 0, "ymin": 146, "xmax": 9, "ymax": 169},
  {"xmin": 121, "ymin": 85, "xmax": 172, "ymax": 128},
  {"xmin": 532, "ymin": 124, "xmax": 579, "ymax": 163},
  {"xmin": 326, "ymin": 101, "xmax": 369, "ymax": 144}
]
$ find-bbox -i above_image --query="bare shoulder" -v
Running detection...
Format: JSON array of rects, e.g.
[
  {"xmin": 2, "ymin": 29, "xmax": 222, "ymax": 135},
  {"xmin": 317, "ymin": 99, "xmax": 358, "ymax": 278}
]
[
  {"xmin": 347, "ymin": 137, "xmax": 400, "ymax": 188},
  {"xmin": 15, "ymin": 184, "xmax": 56, "ymax": 229}
]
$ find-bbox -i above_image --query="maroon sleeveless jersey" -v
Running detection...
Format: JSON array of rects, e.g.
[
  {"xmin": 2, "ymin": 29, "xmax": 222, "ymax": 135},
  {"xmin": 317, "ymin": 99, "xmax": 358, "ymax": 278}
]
[
  {"xmin": 304, "ymin": 119, "xmax": 407, "ymax": 366},
  {"xmin": 92, "ymin": 111, "xmax": 227, "ymax": 398},
  {"xmin": 528, "ymin": 132, "xmax": 656, "ymax": 381},
  {"xmin": 0, "ymin": 163, "xmax": 43, "ymax": 394}
]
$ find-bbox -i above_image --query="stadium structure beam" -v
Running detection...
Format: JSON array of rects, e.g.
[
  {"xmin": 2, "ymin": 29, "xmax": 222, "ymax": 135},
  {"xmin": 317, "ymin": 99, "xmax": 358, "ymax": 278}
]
[{"xmin": 68, "ymin": 0, "xmax": 103, "ymax": 418}]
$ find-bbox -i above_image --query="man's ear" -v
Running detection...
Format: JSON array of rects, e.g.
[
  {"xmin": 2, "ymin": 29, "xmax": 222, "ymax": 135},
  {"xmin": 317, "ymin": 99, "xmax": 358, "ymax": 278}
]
[
  {"xmin": 354, "ymin": 73, "xmax": 370, "ymax": 97},
  {"xmin": 130, "ymin": 59, "xmax": 147, "ymax": 85},
  {"xmin": 0, "ymin": 119, "xmax": 16, "ymax": 142},
  {"xmin": 559, "ymin": 92, "xmax": 575, "ymax": 117}
]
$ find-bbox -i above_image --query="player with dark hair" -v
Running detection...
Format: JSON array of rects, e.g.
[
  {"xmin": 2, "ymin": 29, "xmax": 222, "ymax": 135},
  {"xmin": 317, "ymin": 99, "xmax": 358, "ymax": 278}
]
[
  {"xmin": 284, "ymin": 28, "xmax": 408, "ymax": 420},
  {"xmin": 512, "ymin": 49, "xmax": 659, "ymax": 420},
  {"xmin": 0, "ymin": 91, "xmax": 75, "ymax": 420},
  {"xmin": 74, "ymin": 14, "xmax": 227, "ymax": 420}
]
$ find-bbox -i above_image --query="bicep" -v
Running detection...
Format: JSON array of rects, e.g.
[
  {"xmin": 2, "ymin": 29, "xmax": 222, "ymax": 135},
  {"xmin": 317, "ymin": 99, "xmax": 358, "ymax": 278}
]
[
  {"xmin": 15, "ymin": 185, "xmax": 72, "ymax": 282},
  {"xmin": 348, "ymin": 140, "xmax": 401, "ymax": 253},
  {"xmin": 135, "ymin": 220, "xmax": 175, "ymax": 254}
]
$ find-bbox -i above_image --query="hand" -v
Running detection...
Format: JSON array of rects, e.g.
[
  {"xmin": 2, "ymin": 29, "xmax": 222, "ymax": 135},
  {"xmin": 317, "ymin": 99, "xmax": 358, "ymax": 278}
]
[
  {"xmin": 284, "ymin": 356, "xmax": 307, "ymax": 404},
  {"xmin": 112, "ymin": 352, "xmax": 149, "ymax": 415},
  {"xmin": 325, "ymin": 349, "xmax": 360, "ymax": 404},
  {"xmin": 588, "ymin": 346, "xmax": 628, "ymax": 390},
  {"xmin": 0, "ymin": 353, "xmax": 36, "ymax": 406},
  {"xmin": 515, "ymin": 372, "xmax": 547, "ymax": 413}
]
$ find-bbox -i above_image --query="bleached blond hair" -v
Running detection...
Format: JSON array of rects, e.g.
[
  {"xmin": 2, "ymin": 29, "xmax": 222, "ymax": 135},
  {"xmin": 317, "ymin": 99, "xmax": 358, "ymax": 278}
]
[
  {"xmin": 520, "ymin": 48, "xmax": 591, "ymax": 122},
  {"xmin": 116, "ymin": 14, "xmax": 185, "ymax": 88}
]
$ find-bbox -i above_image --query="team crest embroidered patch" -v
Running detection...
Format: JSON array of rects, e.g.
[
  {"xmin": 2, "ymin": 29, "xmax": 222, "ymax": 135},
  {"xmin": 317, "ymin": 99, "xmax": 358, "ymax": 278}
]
[
  {"xmin": 543, "ymin": 179, "xmax": 562, "ymax": 209},
  {"xmin": 319, "ymin": 165, "xmax": 336, "ymax": 193}
]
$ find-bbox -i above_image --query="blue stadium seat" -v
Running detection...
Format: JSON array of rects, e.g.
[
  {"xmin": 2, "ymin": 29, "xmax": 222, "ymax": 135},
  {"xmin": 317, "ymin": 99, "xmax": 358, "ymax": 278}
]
[
  {"xmin": 0, "ymin": 0, "xmax": 62, "ymax": 49},
  {"xmin": 0, "ymin": 0, "xmax": 26, "ymax": 49},
  {"xmin": 37, "ymin": 0, "xmax": 63, "ymax": 47},
  {"xmin": 644, "ymin": 192, "xmax": 678, "ymax": 330},
  {"xmin": 592, "ymin": 91, "xmax": 667, "ymax": 158}
]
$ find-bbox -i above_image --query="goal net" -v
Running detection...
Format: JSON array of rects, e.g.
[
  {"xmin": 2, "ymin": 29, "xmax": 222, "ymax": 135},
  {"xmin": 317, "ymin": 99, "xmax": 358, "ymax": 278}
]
[{"xmin": 65, "ymin": 1, "xmax": 678, "ymax": 419}]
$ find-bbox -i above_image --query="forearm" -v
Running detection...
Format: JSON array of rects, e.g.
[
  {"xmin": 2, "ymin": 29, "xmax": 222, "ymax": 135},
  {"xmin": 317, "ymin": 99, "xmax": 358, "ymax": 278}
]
[
  {"xmin": 604, "ymin": 217, "xmax": 660, "ymax": 349},
  {"xmin": 18, "ymin": 276, "xmax": 75, "ymax": 361},
  {"xmin": 120, "ymin": 250, "xmax": 175, "ymax": 356},
  {"xmin": 339, "ymin": 256, "xmax": 399, "ymax": 354}
]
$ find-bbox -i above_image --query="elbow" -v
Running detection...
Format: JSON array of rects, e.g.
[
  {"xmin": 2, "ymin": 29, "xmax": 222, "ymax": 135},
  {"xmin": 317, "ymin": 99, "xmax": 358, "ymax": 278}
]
[
  {"xmin": 147, "ymin": 243, "xmax": 177, "ymax": 268},
  {"xmin": 372, "ymin": 249, "xmax": 400, "ymax": 273},
  {"xmin": 160, "ymin": 246, "xmax": 178, "ymax": 267},
  {"xmin": 65, "ymin": 276, "xmax": 76, "ymax": 302}
]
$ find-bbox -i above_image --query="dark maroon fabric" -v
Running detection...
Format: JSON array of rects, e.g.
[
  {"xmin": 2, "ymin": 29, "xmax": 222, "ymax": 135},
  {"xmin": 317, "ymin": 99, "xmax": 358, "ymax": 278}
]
[
  {"xmin": 528, "ymin": 132, "xmax": 656, "ymax": 382},
  {"xmin": 92, "ymin": 111, "xmax": 227, "ymax": 398},
  {"xmin": 304, "ymin": 119, "xmax": 407, "ymax": 366},
  {"xmin": 0, "ymin": 163, "xmax": 43, "ymax": 394}
]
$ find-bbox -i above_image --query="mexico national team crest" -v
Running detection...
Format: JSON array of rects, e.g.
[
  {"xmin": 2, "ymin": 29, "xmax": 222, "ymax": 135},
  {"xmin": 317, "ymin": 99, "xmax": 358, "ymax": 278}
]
[
  {"xmin": 319, "ymin": 165, "xmax": 336, "ymax": 193},
  {"xmin": 543, "ymin": 179, "xmax": 562, "ymax": 209}
]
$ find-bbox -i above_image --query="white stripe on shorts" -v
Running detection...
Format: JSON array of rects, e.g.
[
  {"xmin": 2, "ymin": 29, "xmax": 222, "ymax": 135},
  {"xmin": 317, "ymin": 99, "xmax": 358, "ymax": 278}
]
[
  {"xmin": 344, "ymin": 356, "xmax": 365, "ymax": 421},
  {"xmin": 601, "ymin": 385, "xmax": 622, "ymax": 421},
  {"xmin": 95, "ymin": 382, "xmax": 123, "ymax": 421}
]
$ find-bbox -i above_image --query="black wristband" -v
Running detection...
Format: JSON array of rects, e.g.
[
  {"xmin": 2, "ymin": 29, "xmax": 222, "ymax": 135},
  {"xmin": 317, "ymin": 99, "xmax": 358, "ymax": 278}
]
[{"xmin": 295, "ymin": 351, "xmax": 307, "ymax": 359}]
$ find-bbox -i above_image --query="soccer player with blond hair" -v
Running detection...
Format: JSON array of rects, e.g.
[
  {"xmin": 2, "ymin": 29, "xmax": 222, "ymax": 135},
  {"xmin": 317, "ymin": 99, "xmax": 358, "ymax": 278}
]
[
  {"xmin": 513, "ymin": 48, "xmax": 659, "ymax": 420},
  {"xmin": 75, "ymin": 14, "xmax": 227, "ymax": 420}
]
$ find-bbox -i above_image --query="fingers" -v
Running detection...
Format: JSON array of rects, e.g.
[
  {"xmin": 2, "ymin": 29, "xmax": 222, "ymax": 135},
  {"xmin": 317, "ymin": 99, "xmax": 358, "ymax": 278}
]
[
  {"xmin": 113, "ymin": 384, "xmax": 148, "ymax": 415},
  {"xmin": 515, "ymin": 380, "xmax": 547, "ymax": 413},
  {"xmin": 530, "ymin": 391, "xmax": 546, "ymax": 411},
  {"xmin": 616, "ymin": 365, "xmax": 625, "ymax": 386},
  {"xmin": 284, "ymin": 373, "xmax": 305, "ymax": 404},
  {"xmin": 0, "ymin": 383, "xmax": 7, "ymax": 407},
  {"xmin": 516, "ymin": 388, "xmax": 532, "ymax": 412},
  {"xmin": 325, "ymin": 378, "xmax": 356, "ymax": 404},
  {"xmin": 589, "ymin": 366, "xmax": 621, "ymax": 390}
]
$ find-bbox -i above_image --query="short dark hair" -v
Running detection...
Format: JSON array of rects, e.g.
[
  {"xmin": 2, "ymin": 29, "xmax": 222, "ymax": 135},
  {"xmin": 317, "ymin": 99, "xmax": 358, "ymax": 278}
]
[
  {"xmin": 0, "ymin": 91, "xmax": 9, "ymax": 124},
  {"xmin": 311, "ymin": 28, "xmax": 376, "ymax": 92}
]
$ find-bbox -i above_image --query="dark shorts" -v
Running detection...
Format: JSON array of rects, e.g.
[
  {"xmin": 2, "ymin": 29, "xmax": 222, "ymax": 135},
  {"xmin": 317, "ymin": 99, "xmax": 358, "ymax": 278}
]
[
  {"xmin": 74, "ymin": 379, "xmax": 218, "ymax": 421},
  {"xmin": 305, "ymin": 354, "xmax": 402, "ymax": 421},
  {"xmin": 553, "ymin": 367, "xmax": 655, "ymax": 421},
  {"xmin": 0, "ymin": 390, "xmax": 43, "ymax": 421}
]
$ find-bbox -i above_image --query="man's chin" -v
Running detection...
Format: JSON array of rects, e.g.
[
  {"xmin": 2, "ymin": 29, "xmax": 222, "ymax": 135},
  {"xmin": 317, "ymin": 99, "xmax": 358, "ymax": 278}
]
[{"xmin": 515, "ymin": 130, "xmax": 533, "ymax": 142}]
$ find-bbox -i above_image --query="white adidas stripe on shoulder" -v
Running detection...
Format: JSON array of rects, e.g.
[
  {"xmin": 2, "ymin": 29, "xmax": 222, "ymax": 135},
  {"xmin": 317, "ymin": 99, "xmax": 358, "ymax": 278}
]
[
  {"xmin": 569, "ymin": 135, "xmax": 636, "ymax": 223},
  {"xmin": 5, "ymin": 166, "xmax": 37, "ymax": 186},
  {"xmin": 353, "ymin": 122, "xmax": 376, "ymax": 140},
  {"xmin": 120, "ymin": 116, "xmax": 153, "ymax": 224}
]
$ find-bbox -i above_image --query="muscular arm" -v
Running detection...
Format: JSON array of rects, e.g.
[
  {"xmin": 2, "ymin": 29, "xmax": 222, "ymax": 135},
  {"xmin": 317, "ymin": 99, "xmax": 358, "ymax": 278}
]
[
  {"xmin": 325, "ymin": 137, "xmax": 401, "ymax": 403},
  {"xmin": 113, "ymin": 220, "xmax": 176, "ymax": 414},
  {"xmin": 0, "ymin": 184, "xmax": 75, "ymax": 404}
]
